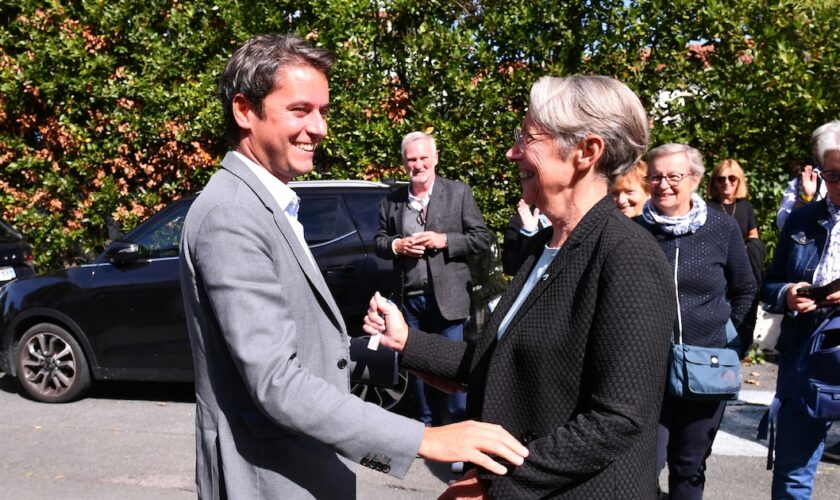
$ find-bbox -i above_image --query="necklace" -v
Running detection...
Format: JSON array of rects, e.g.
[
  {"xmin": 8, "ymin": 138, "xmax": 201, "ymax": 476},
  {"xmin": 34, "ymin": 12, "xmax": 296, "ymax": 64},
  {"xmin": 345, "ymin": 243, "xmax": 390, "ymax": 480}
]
[{"xmin": 719, "ymin": 201, "xmax": 737, "ymax": 217}]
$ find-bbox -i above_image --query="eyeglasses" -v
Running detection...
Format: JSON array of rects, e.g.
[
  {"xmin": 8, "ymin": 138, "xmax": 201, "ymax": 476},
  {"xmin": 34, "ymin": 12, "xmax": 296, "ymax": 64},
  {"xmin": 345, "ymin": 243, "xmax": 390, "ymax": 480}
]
[
  {"xmin": 820, "ymin": 170, "xmax": 840, "ymax": 184},
  {"xmin": 647, "ymin": 172, "xmax": 694, "ymax": 187},
  {"xmin": 513, "ymin": 128, "xmax": 551, "ymax": 149},
  {"xmin": 715, "ymin": 175, "xmax": 738, "ymax": 184},
  {"xmin": 415, "ymin": 206, "xmax": 426, "ymax": 226}
]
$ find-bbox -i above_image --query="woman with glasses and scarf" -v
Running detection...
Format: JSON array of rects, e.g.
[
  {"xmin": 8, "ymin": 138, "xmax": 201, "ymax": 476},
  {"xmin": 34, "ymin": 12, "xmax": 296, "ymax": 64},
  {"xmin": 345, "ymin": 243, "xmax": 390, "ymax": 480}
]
[
  {"xmin": 761, "ymin": 120, "xmax": 840, "ymax": 499},
  {"xmin": 636, "ymin": 143, "xmax": 756, "ymax": 499}
]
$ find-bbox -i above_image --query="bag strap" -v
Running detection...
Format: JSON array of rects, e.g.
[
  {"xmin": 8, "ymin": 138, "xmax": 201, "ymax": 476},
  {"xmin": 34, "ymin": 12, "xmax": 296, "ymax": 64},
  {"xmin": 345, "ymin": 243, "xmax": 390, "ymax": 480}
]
[{"xmin": 674, "ymin": 241, "xmax": 683, "ymax": 345}]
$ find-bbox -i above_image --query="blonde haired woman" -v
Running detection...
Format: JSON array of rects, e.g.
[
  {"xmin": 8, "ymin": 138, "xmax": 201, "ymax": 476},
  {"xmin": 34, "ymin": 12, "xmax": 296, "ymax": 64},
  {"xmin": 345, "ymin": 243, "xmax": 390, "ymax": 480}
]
[
  {"xmin": 706, "ymin": 159, "xmax": 759, "ymax": 239},
  {"xmin": 611, "ymin": 160, "xmax": 650, "ymax": 217}
]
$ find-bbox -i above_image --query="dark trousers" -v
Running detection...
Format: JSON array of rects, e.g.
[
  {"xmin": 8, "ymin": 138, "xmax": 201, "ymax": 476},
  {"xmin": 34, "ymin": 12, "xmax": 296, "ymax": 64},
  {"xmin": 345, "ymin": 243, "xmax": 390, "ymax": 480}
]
[
  {"xmin": 656, "ymin": 392, "xmax": 726, "ymax": 500},
  {"xmin": 403, "ymin": 294, "xmax": 467, "ymax": 426}
]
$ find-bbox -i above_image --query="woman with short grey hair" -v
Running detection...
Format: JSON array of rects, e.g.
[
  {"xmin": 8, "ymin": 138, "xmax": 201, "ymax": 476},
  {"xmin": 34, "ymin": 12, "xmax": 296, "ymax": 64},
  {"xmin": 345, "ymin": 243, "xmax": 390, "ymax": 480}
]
[
  {"xmin": 364, "ymin": 75, "xmax": 677, "ymax": 498},
  {"xmin": 637, "ymin": 143, "xmax": 755, "ymax": 499},
  {"xmin": 762, "ymin": 120, "xmax": 840, "ymax": 498}
]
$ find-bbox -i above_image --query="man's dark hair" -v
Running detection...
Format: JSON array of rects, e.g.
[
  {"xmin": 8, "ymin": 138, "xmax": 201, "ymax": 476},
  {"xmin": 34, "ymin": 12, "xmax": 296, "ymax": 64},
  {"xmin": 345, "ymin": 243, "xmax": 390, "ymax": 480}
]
[{"xmin": 219, "ymin": 33, "xmax": 335, "ymax": 146}]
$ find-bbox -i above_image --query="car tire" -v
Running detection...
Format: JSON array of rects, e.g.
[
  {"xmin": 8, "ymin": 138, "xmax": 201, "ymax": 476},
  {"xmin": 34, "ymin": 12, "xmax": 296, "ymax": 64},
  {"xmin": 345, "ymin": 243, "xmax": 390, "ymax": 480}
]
[
  {"xmin": 351, "ymin": 369, "xmax": 410, "ymax": 412},
  {"xmin": 16, "ymin": 323, "xmax": 91, "ymax": 403}
]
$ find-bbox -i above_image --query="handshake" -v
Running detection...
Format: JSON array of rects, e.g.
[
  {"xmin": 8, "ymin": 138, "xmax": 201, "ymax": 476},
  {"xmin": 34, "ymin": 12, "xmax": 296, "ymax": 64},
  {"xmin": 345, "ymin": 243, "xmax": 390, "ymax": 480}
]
[{"xmin": 362, "ymin": 292, "xmax": 530, "ymax": 497}]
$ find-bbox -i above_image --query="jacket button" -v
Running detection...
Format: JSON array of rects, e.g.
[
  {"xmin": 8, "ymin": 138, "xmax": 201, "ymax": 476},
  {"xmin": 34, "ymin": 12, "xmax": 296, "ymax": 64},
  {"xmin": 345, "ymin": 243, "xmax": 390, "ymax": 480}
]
[
  {"xmin": 337, "ymin": 358, "xmax": 348, "ymax": 369},
  {"xmin": 383, "ymin": 465, "xmax": 391, "ymax": 473},
  {"xmin": 361, "ymin": 458, "xmax": 369, "ymax": 466}
]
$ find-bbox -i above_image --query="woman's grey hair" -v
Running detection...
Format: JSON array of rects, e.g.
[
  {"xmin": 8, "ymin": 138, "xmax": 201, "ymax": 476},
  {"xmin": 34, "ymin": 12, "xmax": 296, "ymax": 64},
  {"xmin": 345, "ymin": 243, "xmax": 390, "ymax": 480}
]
[
  {"xmin": 647, "ymin": 143, "xmax": 705, "ymax": 177},
  {"xmin": 811, "ymin": 120, "xmax": 840, "ymax": 166},
  {"xmin": 219, "ymin": 33, "xmax": 335, "ymax": 146},
  {"xmin": 401, "ymin": 131, "xmax": 437, "ymax": 162},
  {"xmin": 528, "ymin": 75, "xmax": 649, "ymax": 180}
]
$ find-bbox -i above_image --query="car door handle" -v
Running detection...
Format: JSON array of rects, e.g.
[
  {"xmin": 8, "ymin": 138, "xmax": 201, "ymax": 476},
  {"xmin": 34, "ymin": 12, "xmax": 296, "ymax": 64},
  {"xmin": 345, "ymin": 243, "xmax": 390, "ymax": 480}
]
[{"xmin": 323, "ymin": 266, "xmax": 354, "ymax": 277}]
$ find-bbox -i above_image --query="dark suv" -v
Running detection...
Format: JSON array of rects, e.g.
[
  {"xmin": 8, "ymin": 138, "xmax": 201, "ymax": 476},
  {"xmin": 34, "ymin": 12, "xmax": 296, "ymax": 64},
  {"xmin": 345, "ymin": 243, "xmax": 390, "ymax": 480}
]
[{"xmin": 0, "ymin": 180, "xmax": 505, "ymax": 408}]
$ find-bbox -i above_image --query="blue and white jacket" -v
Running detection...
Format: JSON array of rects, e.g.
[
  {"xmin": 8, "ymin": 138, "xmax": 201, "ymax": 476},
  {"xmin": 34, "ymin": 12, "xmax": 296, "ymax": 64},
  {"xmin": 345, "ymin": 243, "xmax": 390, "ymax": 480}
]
[{"xmin": 762, "ymin": 199, "xmax": 832, "ymax": 358}]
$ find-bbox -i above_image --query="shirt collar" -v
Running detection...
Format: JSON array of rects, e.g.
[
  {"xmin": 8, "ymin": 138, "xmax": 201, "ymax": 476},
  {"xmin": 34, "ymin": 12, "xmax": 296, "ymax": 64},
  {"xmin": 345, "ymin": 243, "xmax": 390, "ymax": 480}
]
[
  {"xmin": 408, "ymin": 182, "xmax": 434, "ymax": 210},
  {"xmin": 232, "ymin": 151, "xmax": 300, "ymax": 218}
]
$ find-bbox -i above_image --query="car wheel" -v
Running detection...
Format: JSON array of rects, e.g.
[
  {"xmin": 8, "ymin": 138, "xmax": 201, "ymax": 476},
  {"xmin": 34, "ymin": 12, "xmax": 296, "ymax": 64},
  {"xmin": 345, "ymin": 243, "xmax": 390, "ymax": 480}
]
[
  {"xmin": 16, "ymin": 323, "xmax": 91, "ymax": 403},
  {"xmin": 351, "ymin": 369, "xmax": 410, "ymax": 412}
]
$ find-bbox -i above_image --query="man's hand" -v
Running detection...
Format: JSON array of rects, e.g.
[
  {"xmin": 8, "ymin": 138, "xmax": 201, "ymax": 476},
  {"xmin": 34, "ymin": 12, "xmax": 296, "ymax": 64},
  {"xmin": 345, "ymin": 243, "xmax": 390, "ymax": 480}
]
[
  {"xmin": 800, "ymin": 164, "xmax": 818, "ymax": 201},
  {"xmin": 411, "ymin": 231, "xmax": 447, "ymax": 250},
  {"xmin": 418, "ymin": 421, "xmax": 529, "ymax": 476},
  {"xmin": 517, "ymin": 199, "xmax": 541, "ymax": 232},
  {"xmin": 362, "ymin": 292, "xmax": 409, "ymax": 352},
  {"xmin": 787, "ymin": 282, "xmax": 817, "ymax": 313},
  {"xmin": 438, "ymin": 468, "xmax": 487, "ymax": 500},
  {"xmin": 394, "ymin": 236, "xmax": 426, "ymax": 258}
]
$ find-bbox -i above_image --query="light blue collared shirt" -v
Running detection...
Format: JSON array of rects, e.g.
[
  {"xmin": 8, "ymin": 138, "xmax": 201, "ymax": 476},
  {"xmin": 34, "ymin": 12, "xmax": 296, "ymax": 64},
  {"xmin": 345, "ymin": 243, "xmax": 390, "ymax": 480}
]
[
  {"xmin": 497, "ymin": 245, "xmax": 560, "ymax": 339},
  {"xmin": 232, "ymin": 151, "xmax": 317, "ymax": 269}
]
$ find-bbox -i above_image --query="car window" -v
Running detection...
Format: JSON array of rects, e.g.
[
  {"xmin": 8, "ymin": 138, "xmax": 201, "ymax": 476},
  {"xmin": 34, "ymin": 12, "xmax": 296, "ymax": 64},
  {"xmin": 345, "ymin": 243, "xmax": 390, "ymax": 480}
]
[
  {"xmin": 129, "ymin": 202, "xmax": 191, "ymax": 258},
  {"xmin": 0, "ymin": 220, "xmax": 21, "ymax": 243},
  {"xmin": 298, "ymin": 196, "xmax": 355, "ymax": 245},
  {"xmin": 342, "ymin": 191, "xmax": 388, "ymax": 237}
]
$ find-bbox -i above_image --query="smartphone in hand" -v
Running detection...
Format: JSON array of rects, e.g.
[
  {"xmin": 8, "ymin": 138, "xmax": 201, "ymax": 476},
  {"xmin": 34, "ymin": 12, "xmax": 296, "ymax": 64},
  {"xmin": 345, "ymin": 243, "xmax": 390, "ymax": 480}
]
[{"xmin": 797, "ymin": 279, "xmax": 840, "ymax": 302}]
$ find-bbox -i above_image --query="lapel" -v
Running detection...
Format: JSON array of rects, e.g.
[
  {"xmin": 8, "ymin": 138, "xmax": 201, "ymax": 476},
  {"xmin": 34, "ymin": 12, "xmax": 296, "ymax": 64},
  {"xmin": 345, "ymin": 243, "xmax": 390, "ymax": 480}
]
[
  {"xmin": 390, "ymin": 186, "xmax": 409, "ymax": 235},
  {"xmin": 220, "ymin": 153, "xmax": 347, "ymax": 333},
  {"xmin": 479, "ymin": 196, "xmax": 616, "ymax": 353},
  {"xmin": 423, "ymin": 177, "xmax": 449, "ymax": 230}
]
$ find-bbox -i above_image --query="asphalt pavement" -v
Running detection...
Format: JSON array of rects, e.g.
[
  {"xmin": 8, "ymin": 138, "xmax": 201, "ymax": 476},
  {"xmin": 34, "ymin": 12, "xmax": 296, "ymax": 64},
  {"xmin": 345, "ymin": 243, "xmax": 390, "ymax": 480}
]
[{"xmin": 2, "ymin": 364, "xmax": 840, "ymax": 499}]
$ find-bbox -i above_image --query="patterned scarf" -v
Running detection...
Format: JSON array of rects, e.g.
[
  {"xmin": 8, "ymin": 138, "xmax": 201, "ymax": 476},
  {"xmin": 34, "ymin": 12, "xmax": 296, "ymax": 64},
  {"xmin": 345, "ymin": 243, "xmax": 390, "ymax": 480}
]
[
  {"xmin": 641, "ymin": 193, "xmax": 708, "ymax": 236},
  {"xmin": 813, "ymin": 198, "xmax": 840, "ymax": 286}
]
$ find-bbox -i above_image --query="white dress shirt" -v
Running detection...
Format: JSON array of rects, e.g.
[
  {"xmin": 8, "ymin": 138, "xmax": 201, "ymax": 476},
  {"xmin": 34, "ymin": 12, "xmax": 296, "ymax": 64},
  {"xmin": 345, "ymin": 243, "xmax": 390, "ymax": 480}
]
[{"xmin": 232, "ymin": 151, "xmax": 317, "ymax": 269}]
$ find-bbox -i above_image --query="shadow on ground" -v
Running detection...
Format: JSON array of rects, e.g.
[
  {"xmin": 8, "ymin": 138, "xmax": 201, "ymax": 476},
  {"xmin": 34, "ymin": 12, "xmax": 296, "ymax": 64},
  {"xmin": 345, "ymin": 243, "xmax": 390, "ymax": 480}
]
[{"xmin": 0, "ymin": 371, "xmax": 195, "ymax": 403}]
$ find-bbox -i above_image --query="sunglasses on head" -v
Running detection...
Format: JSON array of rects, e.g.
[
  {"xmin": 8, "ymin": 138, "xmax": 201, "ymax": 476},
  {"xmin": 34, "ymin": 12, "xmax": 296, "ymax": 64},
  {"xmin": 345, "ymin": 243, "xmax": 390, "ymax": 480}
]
[{"xmin": 715, "ymin": 175, "xmax": 738, "ymax": 184}]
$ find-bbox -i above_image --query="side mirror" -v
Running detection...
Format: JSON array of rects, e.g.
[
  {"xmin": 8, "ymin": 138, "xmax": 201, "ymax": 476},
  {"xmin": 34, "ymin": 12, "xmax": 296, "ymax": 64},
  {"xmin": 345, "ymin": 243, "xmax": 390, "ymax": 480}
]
[{"xmin": 105, "ymin": 240, "xmax": 142, "ymax": 264}]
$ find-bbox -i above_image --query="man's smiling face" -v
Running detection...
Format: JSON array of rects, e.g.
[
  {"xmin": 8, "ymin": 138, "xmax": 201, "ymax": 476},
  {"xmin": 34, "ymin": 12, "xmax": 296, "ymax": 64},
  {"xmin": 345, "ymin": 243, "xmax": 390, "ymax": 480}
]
[{"xmin": 236, "ymin": 64, "xmax": 330, "ymax": 183}]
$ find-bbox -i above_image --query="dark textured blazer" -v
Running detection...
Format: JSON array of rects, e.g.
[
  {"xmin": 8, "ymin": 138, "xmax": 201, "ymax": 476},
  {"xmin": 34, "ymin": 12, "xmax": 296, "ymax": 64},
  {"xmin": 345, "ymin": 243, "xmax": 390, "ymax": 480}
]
[
  {"xmin": 402, "ymin": 196, "xmax": 677, "ymax": 499},
  {"xmin": 374, "ymin": 176, "xmax": 492, "ymax": 321}
]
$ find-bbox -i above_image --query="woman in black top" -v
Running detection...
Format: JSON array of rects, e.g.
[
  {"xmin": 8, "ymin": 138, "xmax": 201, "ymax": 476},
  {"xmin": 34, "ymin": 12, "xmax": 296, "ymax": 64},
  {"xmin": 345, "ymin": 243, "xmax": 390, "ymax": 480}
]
[
  {"xmin": 706, "ymin": 159, "xmax": 759, "ymax": 240},
  {"xmin": 707, "ymin": 158, "xmax": 765, "ymax": 354},
  {"xmin": 365, "ymin": 76, "xmax": 677, "ymax": 499},
  {"xmin": 637, "ymin": 144, "xmax": 756, "ymax": 500}
]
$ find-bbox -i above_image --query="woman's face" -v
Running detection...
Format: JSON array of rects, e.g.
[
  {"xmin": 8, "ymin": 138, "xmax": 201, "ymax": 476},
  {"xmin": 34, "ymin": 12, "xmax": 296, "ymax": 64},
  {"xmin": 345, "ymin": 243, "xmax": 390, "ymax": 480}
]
[
  {"xmin": 611, "ymin": 177, "xmax": 647, "ymax": 217},
  {"xmin": 823, "ymin": 151, "xmax": 840, "ymax": 207},
  {"xmin": 715, "ymin": 167, "xmax": 740, "ymax": 202},
  {"xmin": 506, "ymin": 112, "xmax": 575, "ymax": 212},
  {"xmin": 648, "ymin": 153, "xmax": 699, "ymax": 216}
]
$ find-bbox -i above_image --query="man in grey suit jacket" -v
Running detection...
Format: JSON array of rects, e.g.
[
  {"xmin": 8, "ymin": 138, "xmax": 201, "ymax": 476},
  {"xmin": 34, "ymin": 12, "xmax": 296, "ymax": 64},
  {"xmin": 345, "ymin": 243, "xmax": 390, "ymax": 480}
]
[
  {"xmin": 374, "ymin": 132, "xmax": 492, "ymax": 428},
  {"xmin": 179, "ymin": 34, "xmax": 527, "ymax": 499}
]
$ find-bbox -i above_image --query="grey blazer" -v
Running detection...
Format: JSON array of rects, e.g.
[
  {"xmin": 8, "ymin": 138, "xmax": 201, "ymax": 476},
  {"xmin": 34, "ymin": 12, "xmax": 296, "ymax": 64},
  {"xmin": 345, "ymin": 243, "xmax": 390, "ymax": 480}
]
[
  {"xmin": 374, "ymin": 177, "xmax": 492, "ymax": 321},
  {"xmin": 180, "ymin": 153, "xmax": 424, "ymax": 500}
]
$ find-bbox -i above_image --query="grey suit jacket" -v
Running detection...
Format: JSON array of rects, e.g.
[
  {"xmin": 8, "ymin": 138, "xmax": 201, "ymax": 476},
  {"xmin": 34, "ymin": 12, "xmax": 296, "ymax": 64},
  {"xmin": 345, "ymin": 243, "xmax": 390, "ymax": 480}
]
[
  {"xmin": 373, "ymin": 177, "xmax": 492, "ymax": 320},
  {"xmin": 180, "ymin": 152, "xmax": 424, "ymax": 500}
]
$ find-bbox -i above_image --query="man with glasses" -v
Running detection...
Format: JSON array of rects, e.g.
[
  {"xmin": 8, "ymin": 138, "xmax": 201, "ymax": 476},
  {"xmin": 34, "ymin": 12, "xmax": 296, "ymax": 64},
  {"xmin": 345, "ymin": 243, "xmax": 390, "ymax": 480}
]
[{"xmin": 375, "ymin": 131, "xmax": 492, "ymax": 437}]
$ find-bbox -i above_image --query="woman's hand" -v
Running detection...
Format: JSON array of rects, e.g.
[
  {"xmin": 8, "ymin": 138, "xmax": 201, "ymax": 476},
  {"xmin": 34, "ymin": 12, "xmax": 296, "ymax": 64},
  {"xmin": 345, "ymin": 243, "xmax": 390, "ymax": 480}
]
[
  {"xmin": 438, "ymin": 468, "xmax": 488, "ymax": 500},
  {"xmin": 517, "ymin": 199, "xmax": 541, "ymax": 232},
  {"xmin": 800, "ymin": 165, "xmax": 819, "ymax": 200},
  {"xmin": 786, "ymin": 282, "xmax": 817, "ymax": 313},
  {"xmin": 362, "ymin": 292, "xmax": 409, "ymax": 352},
  {"xmin": 819, "ymin": 289, "xmax": 840, "ymax": 307}
]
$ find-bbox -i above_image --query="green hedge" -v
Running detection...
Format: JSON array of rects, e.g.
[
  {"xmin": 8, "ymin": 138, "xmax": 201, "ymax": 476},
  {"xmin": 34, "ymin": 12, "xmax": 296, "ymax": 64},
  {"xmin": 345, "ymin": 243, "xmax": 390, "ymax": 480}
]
[{"xmin": 1, "ymin": 0, "xmax": 838, "ymax": 270}]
